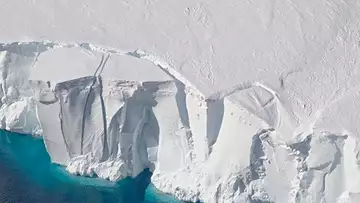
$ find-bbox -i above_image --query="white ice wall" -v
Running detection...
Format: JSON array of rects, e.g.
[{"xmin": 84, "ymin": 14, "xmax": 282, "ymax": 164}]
[{"xmin": 1, "ymin": 42, "xmax": 360, "ymax": 203}]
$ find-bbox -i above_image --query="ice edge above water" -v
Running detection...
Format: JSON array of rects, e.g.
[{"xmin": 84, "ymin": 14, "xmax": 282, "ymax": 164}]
[{"xmin": 0, "ymin": 41, "xmax": 360, "ymax": 203}]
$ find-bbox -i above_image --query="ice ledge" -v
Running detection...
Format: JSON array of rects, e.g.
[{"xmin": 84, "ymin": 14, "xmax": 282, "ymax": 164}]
[{"xmin": 1, "ymin": 41, "xmax": 360, "ymax": 203}]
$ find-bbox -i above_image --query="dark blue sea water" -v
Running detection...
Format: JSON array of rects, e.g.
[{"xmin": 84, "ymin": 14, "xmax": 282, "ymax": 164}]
[{"xmin": 0, "ymin": 130, "xmax": 181, "ymax": 203}]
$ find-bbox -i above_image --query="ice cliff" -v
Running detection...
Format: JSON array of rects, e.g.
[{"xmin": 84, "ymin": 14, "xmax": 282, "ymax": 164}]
[
  {"xmin": 3, "ymin": 0, "xmax": 360, "ymax": 202},
  {"xmin": 0, "ymin": 42, "xmax": 360, "ymax": 203}
]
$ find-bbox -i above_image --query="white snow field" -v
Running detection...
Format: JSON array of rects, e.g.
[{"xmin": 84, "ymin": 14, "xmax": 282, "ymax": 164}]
[{"xmin": 1, "ymin": 1, "xmax": 360, "ymax": 203}]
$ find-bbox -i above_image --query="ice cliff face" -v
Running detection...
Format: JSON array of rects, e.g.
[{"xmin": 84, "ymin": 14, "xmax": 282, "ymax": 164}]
[{"xmin": 1, "ymin": 42, "xmax": 360, "ymax": 203}]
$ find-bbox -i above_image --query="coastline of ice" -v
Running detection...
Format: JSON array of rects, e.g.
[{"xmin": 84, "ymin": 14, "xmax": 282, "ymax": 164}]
[{"xmin": 0, "ymin": 42, "xmax": 360, "ymax": 203}]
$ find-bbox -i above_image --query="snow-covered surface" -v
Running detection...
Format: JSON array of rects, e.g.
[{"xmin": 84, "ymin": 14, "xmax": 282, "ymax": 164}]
[{"xmin": 1, "ymin": 1, "xmax": 360, "ymax": 202}]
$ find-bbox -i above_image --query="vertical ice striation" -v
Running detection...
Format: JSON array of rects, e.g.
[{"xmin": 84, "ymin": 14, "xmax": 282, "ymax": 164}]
[{"xmin": 55, "ymin": 77, "xmax": 103, "ymax": 159}]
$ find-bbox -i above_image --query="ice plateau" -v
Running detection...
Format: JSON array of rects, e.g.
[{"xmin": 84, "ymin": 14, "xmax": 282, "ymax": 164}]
[{"xmin": 2, "ymin": 0, "xmax": 360, "ymax": 203}]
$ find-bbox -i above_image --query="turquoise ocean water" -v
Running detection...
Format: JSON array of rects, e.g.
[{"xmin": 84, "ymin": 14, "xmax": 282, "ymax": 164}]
[{"xmin": 0, "ymin": 130, "xmax": 181, "ymax": 203}]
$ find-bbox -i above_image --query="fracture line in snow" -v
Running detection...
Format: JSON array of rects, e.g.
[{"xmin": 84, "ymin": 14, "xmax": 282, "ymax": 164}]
[
  {"xmin": 94, "ymin": 54, "xmax": 110, "ymax": 77},
  {"xmin": 98, "ymin": 76, "xmax": 109, "ymax": 161},
  {"xmin": 80, "ymin": 63, "xmax": 103, "ymax": 154}
]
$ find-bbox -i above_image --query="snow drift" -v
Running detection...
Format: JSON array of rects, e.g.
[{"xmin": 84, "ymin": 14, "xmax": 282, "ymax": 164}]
[{"xmin": 0, "ymin": 42, "xmax": 360, "ymax": 203}]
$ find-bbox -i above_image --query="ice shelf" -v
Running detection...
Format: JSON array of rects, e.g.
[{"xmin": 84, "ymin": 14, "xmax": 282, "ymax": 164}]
[{"xmin": 0, "ymin": 42, "xmax": 359, "ymax": 203}]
